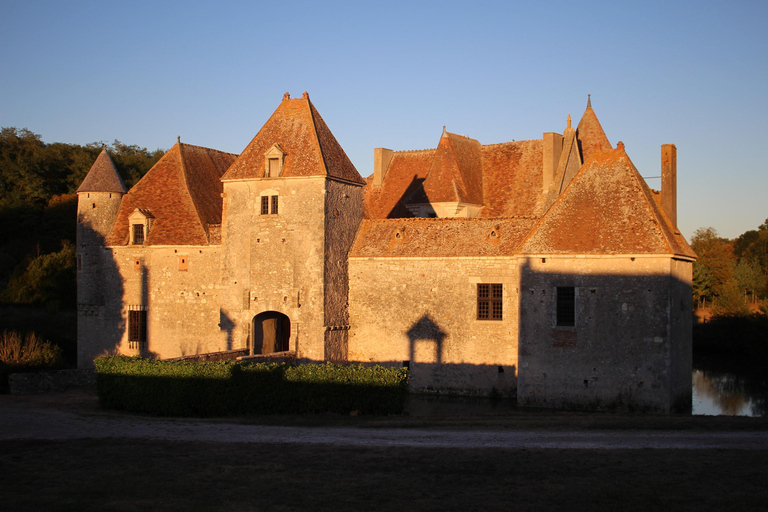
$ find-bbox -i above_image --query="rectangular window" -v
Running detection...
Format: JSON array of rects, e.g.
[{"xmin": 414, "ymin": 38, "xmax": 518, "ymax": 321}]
[
  {"xmin": 132, "ymin": 224, "xmax": 144, "ymax": 244},
  {"xmin": 477, "ymin": 283, "xmax": 503, "ymax": 320},
  {"xmin": 128, "ymin": 309, "xmax": 147, "ymax": 348},
  {"xmin": 261, "ymin": 196, "xmax": 269, "ymax": 215},
  {"xmin": 271, "ymin": 195, "xmax": 279, "ymax": 215},
  {"xmin": 556, "ymin": 287, "xmax": 575, "ymax": 326},
  {"xmin": 268, "ymin": 158, "xmax": 279, "ymax": 177}
]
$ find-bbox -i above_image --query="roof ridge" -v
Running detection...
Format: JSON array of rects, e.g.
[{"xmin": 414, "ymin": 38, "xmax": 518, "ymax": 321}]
[
  {"xmin": 177, "ymin": 142, "xmax": 239, "ymax": 157},
  {"xmin": 363, "ymin": 215, "xmax": 538, "ymax": 223},
  {"xmin": 177, "ymin": 142, "xmax": 210, "ymax": 243},
  {"xmin": 394, "ymin": 148, "xmax": 437, "ymax": 155},
  {"xmin": 304, "ymin": 93, "xmax": 329, "ymax": 177}
]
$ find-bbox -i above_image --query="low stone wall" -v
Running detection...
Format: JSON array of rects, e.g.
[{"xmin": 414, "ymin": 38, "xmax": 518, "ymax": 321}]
[{"xmin": 9, "ymin": 369, "xmax": 96, "ymax": 395}]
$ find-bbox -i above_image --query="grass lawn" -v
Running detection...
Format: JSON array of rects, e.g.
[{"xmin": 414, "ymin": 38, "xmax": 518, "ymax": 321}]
[{"xmin": 2, "ymin": 438, "xmax": 767, "ymax": 511}]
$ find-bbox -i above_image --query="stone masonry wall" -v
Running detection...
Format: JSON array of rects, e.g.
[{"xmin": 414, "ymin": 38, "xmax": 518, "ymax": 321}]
[
  {"xmin": 517, "ymin": 255, "xmax": 689, "ymax": 412},
  {"xmin": 348, "ymin": 256, "xmax": 519, "ymax": 396},
  {"xmin": 221, "ymin": 177, "xmax": 328, "ymax": 361},
  {"xmin": 323, "ymin": 179, "xmax": 364, "ymax": 361}
]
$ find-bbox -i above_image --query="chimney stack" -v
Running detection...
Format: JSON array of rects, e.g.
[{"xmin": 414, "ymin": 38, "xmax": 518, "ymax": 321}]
[
  {"xmin": 373, "ymin": 148, "xmax": 393, "ymax": 189},
  {"xmin": 542, "ymin": 132, "xmax": 562, "ymax": 191},
  {"xmin": 661, "ymin": 144, "xmax": 677, "ymax": 228}
]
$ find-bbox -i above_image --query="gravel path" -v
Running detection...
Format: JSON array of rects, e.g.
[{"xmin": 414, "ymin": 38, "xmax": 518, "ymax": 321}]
[{"xmin": 3, "ymin": 391, "xmax": 768, "ymax": 450}]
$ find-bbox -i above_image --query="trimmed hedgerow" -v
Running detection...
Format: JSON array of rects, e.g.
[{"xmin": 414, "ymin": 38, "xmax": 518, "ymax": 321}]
[{"xmin": 94, "ymin": 356, "xmax": 408, "ymax": 417}]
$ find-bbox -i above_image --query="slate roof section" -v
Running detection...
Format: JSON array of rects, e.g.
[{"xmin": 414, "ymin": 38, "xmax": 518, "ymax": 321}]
[
  {"xmin": 576, "ymin": 96, "xmax": 612, "ymax": 162},
  {"xmin": 77, "ymin": 148, "xmax": 127, "ymax": 194},
  {"xmin": 106, "ymin": 142, "xmax": 237, "ymax": 246},
  {"xmin": 350, "ymin": 217, "xmax": 537, "ymax": 258},
  {"xmin": 518, "ymin": 145, "xmax": 695, "ymax": 258},
  {"xmin": 222, "ymin": 93, "xmax": 365, "ymax": 185}
]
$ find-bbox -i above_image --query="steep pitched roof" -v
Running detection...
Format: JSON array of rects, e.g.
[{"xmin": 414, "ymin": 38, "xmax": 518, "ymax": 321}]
[
  {"xmin": 518, "ymin": 144, "xmax": 695, "ymax": 257},
  {"xmin": 77, "ymin": 148, "xmax": 127, "ymax": 194},
  {"xmin": 363, "ymin": 149, "xmax": 434, "ymax": 218},
  {"xmin": 576, "ymin": 95, "xmax": 612, "ymax": 162},
  {"xmin": 411, "ymin": 131, "xmax": 484, "ymax": 205},
  {"xmin": 350, "ymin": 217, "xmax": 537, "ymax": 258},
  {"xmin": 479, "ymin": 140, "xmax": 544, "ymax": 218},
  {"xmin": 106, "ymin": 142, "xmax": 237, "ymax": 246},
  {"xmin": 222, "ymin": 93, "xmax": 364, "ymax": 185}
]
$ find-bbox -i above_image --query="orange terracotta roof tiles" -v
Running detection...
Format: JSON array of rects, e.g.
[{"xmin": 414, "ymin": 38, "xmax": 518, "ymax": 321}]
[
  {"xmin": 350, "ymin": 217, "xmax": 537, "ymax": 258},
  {"xmin": 415, "ymin": 132, "xmax": 484, "ymax": 205},
  {"xmin": 479, "ymin": 140, "xmax": 544, "ymax": 218},
  {"xmin": 77, "ymin": 148, "xmax": 127, "ymax": 194},
  {"xmin": 519, "ymin": 146, "xmax": 695, "ymax": 258},
  {"xmin": 106, "ymin": 143, "xmax": 237, "ymax": 246},
  {"xmin": 222, "ymin": 93, "xmax": 364, "ymax": 185},
  {"xmin": 363, "ymin": 149, "xmax": 435, "ymax": 218},
  {"xmin": 576, "ymin": 96, "xmax": 612, "ymax": 162}
]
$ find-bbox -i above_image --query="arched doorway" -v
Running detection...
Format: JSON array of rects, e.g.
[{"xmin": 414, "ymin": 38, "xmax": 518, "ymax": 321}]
[{"xmin": 252, "ymin": 311, "xmax": 291, "ymax": 355}]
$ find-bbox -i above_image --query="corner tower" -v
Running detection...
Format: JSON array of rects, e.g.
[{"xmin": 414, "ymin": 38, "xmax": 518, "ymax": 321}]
[
  {"xmin": 220, "ymin": 92, "xmax": 366, "ymax": 362},
  {"xmin": 75, "ymin": 148, "xmax": 127, "ymax": 367}
]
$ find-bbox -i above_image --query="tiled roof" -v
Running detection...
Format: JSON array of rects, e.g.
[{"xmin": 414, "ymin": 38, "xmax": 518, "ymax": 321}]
[
  {"xmin": 518, "ymin": 145, "xmax": 695, "ymax": 258},
  {"xmin": 222, "ymin": 93, "xmax": 365, "ymax": 185},
  {"xmin": 414, "ymin": 132, "xmax": 484, "ymax": 205},
  {"xmin": 576, "ymin": 97, "xmax": 612, "ymax": 162},
  {"xmin": 76, "ymin": 148, "xmax": 127, "ymax": 194},
  {"xmin": 106, "ymin": 142, "xmax": 237, "ymax": 246},
  {"xmin": 363, "ymin": 149, "xmax": 434, "ymax": 218},
  {"xmin": 349, "ymin": 217, "xmax": 537, "ymax": 258},
  {"xmin": 479, "ymin": 140, "xmax": 544, "ymax": 218}
]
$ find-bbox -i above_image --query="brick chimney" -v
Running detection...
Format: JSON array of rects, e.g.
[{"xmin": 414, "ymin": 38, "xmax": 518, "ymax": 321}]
[
  {"xmin": 542, "ymin": 132, "xmax": 562, "ymax": 191},
  {"xmin": 373, "ymin": 148, "xmax": 393, "ymax": 189},
  {"xmin": 661, "ymin": 144, "xmax": 677, "ymax": 228}
]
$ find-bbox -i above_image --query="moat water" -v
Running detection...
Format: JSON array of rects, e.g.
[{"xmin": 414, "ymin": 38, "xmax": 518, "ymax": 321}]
[{"xmin": 692, "ymin": 368, "xmax": 767, "ymax": 417}]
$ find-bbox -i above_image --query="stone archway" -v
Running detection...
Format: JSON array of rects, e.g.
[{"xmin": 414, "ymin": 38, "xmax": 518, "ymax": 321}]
[{"xmin": 252, "ymin": 311, "xmax": 291, "ymax": 355}]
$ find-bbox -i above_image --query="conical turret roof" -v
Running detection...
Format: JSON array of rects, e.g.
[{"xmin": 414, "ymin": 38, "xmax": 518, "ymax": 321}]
[
  {"xmin": 77, "ymin": 148, "xmax": 127, "ymax": 194},
  {"xmin": 576, "ymin": 95, "xmax": 612, "ymax": 162}
]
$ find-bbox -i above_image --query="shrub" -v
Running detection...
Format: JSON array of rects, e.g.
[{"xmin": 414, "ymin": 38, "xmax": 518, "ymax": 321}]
[
  {"xmin": 0, "ymin": 330, "xmax": 65, "ymax": 391},
  {"xmin": 95, "ymin": 356, "xmax": 408, "ymax": 417}
]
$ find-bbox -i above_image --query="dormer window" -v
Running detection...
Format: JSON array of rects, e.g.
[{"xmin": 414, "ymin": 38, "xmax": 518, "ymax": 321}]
[
  {"xmin": 133, "ymin": 224, "xmax": 145, "ymax": 244},
  {"xmin": 263, "ymin": 144, "xmax": 285, "ymax": 178},
  {"xmin": 128, "ymin": 209, "xmax": 154, "ymax": 245}
]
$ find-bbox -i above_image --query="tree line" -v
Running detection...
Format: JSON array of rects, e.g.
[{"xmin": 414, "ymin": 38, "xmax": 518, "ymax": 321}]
[
  {"xmin": 0, "ymin": 127, "xmax": 163, "ymax": 309},
  {"xmin": 691, "ymin": 221, "xmax": 768, "ymax": 317}
]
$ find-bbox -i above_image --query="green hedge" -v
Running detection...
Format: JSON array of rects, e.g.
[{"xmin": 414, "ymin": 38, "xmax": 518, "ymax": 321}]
[{"xmin": 94, "ymin": 356, "xmax": 409, "ymax": 416}]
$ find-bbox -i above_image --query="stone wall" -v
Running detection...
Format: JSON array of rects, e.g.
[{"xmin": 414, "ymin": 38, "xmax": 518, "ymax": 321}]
[
  {"xmin": 348, "ymin": 256, "xmax": 519, "ymax": 396},
  {"xmin": 516, "ymin": 255, "xmax": 691, "ymax": 412},
  {"xmin": 9, "ymin": 369, "xmax": 96, "ymax": 394}
]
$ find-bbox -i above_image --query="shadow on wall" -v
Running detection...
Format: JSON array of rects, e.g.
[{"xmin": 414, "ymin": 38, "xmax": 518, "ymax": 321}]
[
  {"xmin": 515, "ymin": 258, "xmax": 693, "ymax": 413},
  {"xmin": 404, "ymin": 313, "xmax": 517, "ymax": 397}
]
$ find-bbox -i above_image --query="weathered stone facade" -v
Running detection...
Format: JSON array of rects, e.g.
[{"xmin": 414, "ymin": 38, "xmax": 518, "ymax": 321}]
[{"xmin": 76, "ymin": 93, "xmax": 695, "ymax": 412}]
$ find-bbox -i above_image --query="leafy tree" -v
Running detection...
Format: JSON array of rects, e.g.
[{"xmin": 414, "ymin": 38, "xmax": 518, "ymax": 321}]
[
  {"xmin": 735, "ymin": 259, "xmax": 766, "ymax": 302},
  {"xmin": 691, "ymin": 227, "xmax": 736, "ymax": 299},
  {"xmin": 0, "ymin": 240, "xmax": 76, "ymax": 308}
]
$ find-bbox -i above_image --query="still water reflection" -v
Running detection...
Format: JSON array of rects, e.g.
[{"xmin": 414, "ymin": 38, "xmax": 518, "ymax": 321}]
[{"xmin": 692, "ymin": 369, "xmax": 766, "ymax": 417}]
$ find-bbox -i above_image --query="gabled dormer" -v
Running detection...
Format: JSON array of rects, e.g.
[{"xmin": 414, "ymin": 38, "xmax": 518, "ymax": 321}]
[
  {"xmin": 128, "ymin": 209, "xmax": 154, "ymax": 246},
  {"xmin": 263, "ymin": 143, "xmax": 285, "ymax": 178}
]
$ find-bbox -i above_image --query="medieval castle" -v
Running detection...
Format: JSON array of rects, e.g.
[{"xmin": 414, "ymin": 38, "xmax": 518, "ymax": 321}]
[{"xmin": 76, "ymin": 92, "xmax": 695, "ymax": 411}]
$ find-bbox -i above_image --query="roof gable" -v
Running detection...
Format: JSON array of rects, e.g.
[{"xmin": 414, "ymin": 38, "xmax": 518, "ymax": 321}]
[
  {"xmin": 106, "ymin": 143, "xmax": 236, "ymax": 246},
  {"xmin": 222, "ymin": 93, "xmax": 364, "ymax": 184},
  {"xmin": 77, "ymin": 148, "xmax": 127, "ymax": 194},
  {"xmin": 519, "ymin": 145, "xmax": 695, "ymax": 257}
]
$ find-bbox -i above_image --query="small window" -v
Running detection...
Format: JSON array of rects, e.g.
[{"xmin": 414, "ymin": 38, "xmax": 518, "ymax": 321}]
[
  {"xmin": 556, "ymin": 287, "xmax": 575, "ymax": 326},
  {"xmin": 271, "ymin": 195, "xmax": 279, "ymax": 214},
  {"xmin": 478, "ymin": 283, "xmax": 503, "ymax": 320},
  {"xmin": 132, "ymin": 224, "xmax": 144, "ymax": 244},
  {"xmin": 261, "ymin": 196, "xmax": 269, "ymax": 215},
  {"xmin": 128, "ymin": 309, "xmax": 147, "ymax": 348},
  {"xmin": 178, "ymin": 256, "xmax": 188, "ymax": 271},
  {"xmin": 268, "ymin": 158, "xmax": 279, "ymax": 177}
]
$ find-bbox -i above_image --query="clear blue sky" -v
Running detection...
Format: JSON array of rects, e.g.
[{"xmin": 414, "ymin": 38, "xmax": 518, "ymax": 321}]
[{"xmin": 1, "ymin": 0, "xmax": 766, "ymax": 239}]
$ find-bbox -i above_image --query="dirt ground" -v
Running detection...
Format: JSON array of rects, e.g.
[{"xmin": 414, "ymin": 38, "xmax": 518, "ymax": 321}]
[{"xmin": 3, "ymin": 390, "xmax": 768, "ymax": 511}]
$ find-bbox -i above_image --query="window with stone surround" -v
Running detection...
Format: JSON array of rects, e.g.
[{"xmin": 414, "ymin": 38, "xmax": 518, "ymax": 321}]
[
  {"xmin": 477, "ymin": 283, "xmax": 503, "ymax": 320},
  {"xmin": 132, "ymin": 224, "xmax": 144, "ymax": 245},
  {"xmin": 556, "ymin": 287, "xmax": 575, "ymax": 326},
  {"xmin": 128, "ymin": 306, "xmax": 147, "ymax": 349},
  {"xmin": 260, "ymin": 195, "xmax": 279, "ymax": 215}
]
